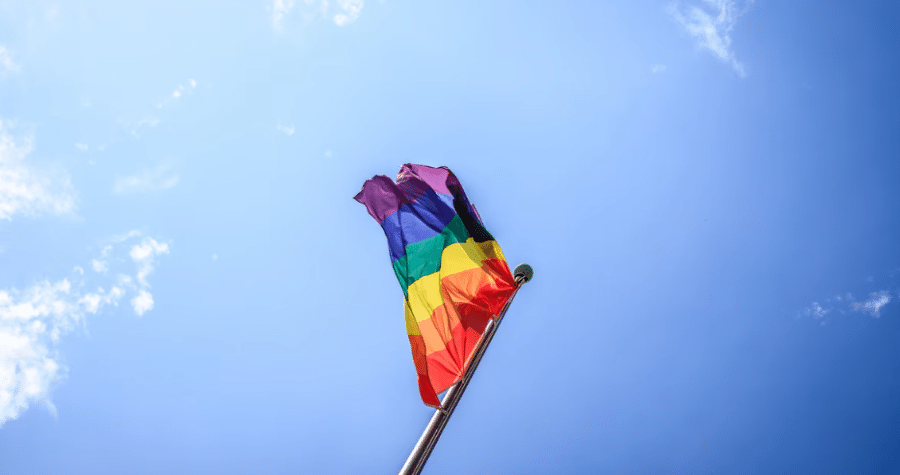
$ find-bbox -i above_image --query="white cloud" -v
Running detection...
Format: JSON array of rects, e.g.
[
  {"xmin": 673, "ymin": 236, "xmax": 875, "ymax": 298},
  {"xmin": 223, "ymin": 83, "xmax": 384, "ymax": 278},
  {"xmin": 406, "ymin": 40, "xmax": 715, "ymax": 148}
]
[
  {"xmin": 130, "ymin": 290, "xmax": 154, "ymax": 316},
  {"xmin": 130, "ymin": 237, "xmax": 170, "ymax": 287},
  {"xmin": 272, "ymin": 0, "xmax": 297, "ymax": 30},
  {"xmin": 75, "ymin": 143, "xmax": 88, "ymax": 151},
  {"xmin": 0, "ymin": 46, "xmax": 20, "ymax": 75},
  {"xmin": 128, "ymin": 118, "xmax": 161, "ymax": 138},
  {"xmin": 851, "ymin": 291, "xmax": 891, "ymax": 318},
  {"xmin": 669, "ymin": 0, "xmax": 751, "ymax": 77},
  {"xmin": 90, "ymin": 245, "xmax": 112, "ymax": 274},
  {"xmin": 803, "ymin": 302, "xmax": 829, "ymax": 319},
  {"xmin": 110, "ymin": 230, "xmax": 142, "ymax": 243},
  {"xmin": 155, "ymin": 79, "xmax": 197, "ymax": 109},
  {"xmin": 273, "ymin": 0, "xmax": 366, "ymax": 29},
  {"xmin": 113, "ymin": 163, "xmax": 179, "ymax": 194},
  {"xmin": 277, "ymin": 123, "xmax": 295, "ymax": 136},
  {"xmin": 334, "ymin": 0, "xmax": 363, "ymax": 25},
  {"xmin": 0, "ymin": 232, "xmax": 169, "ymax": 427},
  {"xmin": 803, "ymin": 288, "xmax": 895, "ymax": 322},
  {"xmin": 90, "ymin": 259, "xmax": 108, "ymax": 274},
  {"xmin": 651, "ymin": 64, "xmax": 667, "ymax": 74},
  {"xmin": 79, "ymin": 285, "xmax": 126, "ymax": 314},
  {"xmin": 0, "ymin": 121, "xmax": 77, "ymax": 221},
  {"xmin": 170, "ymin": 80, "xmax": 196, "ymax": 99},
  {"xmin": 129, "ymin": 238, "xmax": 168, "ymax": 263}
]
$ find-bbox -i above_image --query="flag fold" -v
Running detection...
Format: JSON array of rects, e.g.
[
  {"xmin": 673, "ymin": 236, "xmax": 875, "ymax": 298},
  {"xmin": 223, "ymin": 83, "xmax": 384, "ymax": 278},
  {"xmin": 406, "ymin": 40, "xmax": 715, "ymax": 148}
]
[{"xmin": 355, "ymin": 164, "xmax": 516, "ymax": 407}]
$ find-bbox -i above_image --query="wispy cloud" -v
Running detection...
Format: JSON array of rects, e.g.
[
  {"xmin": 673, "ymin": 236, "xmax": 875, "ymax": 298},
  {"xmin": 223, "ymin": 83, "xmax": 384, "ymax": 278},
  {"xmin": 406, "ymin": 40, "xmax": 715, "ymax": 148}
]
[
  {"xmin": 122, "ymin": 79, "xmax": 196, "ymax": 139},
  {"xmin": 75, "ymin": 142, "xmax": 88, "ymax": 151},
  {"xmin": 113, "ymin": 163, "xmax": 179, "ymax": 194},
  {"xmin": 668, "ymin": 0, "xmax": 752, "ymax": 77},
  {"xmin": 0, "ymin": 121, "xmax": 77, "ymax": 220},
  {"xmin": 0, "ymin": 46, "xmax": 20, "ymax": 75},
  {"xmin": 129, "ymin": 237, "xmax": 170, "ymax": 289},
  {"xmin": 0, "ymin": 231, "xmax": 170, "ymax": 427},
  {"xmin": 334, "ymin": 0, "xmax": 363, "ymax": 26},
  {"xmin": 802, "ymin": 290, "xmax": 896, "ymax": 323},
  {"xmin": 127, "ymin": 118, "xmax": 161, "ymax": 139},
  {"xmin": 155, "ymin": 79, "xmax": 197, "ymax": 108},
  {"xmin": 272, "ymin": 0, "xmax": 365, "ymax": 29},
  {"xmin": 130, "ymin": 290, "xmax": 154, "ymax": 316},
  {"xmin": 110, "ymin": 230, "xmax": 142, "ymax": 242},
  {"xmin": 277, "ymin": 123, "xmax": 295, "ymax": 136},
  {"xmin": 272, "ymin": 0, "xmax": 297, "ymax": 30},
  {"xmin": 851, "ymin": 291, "xmax": 892, "ymax": 318},
  {"xmin": 91, "ymin": 245, "xmax": 113, "ymax": 274}
]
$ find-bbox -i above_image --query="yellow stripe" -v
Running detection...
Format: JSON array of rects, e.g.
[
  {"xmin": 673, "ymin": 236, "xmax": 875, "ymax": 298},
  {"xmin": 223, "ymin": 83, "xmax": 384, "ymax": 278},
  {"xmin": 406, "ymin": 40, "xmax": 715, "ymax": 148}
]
[
  {"xmin": 405, "ymin": 238, "xmax": 506, "ymax": 324},
  {"xmin": 404, "ymin": 302, "xmax": 421, "ymax": 335},
  {"xmin": 408, "ymin": 272, "xmax": 444, "ymax": 323}
]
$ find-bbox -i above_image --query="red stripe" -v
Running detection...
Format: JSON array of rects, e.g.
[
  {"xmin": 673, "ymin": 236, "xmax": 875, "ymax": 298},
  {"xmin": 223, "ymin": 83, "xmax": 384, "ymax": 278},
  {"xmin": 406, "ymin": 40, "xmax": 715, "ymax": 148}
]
[
  {"xmin": 416, "ymin": 260, "xmax": 517, "ymax": 397},
  {"xmin": 408, "ymin": 334, "xmax": 441, "ymax": 407}
]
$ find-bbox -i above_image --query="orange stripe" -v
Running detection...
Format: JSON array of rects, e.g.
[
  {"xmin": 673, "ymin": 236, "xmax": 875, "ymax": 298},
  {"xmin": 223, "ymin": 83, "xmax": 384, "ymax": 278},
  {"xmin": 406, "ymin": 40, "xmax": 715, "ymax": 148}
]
[
  {"xmin": 405, "ymin": 257, "xmax": 516, "ymax": 403},
  {"xmin": 415, "ymin": 259, "xmax": 511, "ymax": 355},
  {"xmin": 411, "ymin": 259, "xmax": 516, "ymax": 395},
  {"xmin": 406, "ymin": 239, "xmax": 508, "ymax": 323}
]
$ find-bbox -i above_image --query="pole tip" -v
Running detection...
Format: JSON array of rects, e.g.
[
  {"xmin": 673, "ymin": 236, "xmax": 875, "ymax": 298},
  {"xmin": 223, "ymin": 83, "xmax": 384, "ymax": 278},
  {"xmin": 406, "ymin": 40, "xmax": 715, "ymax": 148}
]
[{"xmin": 514, "ymin": 263, "xmax": 533, "ymax": 284}]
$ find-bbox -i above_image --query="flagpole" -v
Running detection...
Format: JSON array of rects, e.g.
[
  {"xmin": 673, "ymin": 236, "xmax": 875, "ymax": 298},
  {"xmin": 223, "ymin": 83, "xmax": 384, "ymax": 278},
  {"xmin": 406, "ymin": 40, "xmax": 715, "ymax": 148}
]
[{"xmin": 398, "ymin": 263, "xmax": 534, "ymax": 475}]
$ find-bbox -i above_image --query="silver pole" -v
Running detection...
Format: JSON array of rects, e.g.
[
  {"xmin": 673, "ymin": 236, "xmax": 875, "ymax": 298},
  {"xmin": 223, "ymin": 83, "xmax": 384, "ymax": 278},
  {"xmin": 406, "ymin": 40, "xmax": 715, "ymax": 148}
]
[{"xmin": 398, "ymin": 264, "xmax": 534, "ymax": 475}]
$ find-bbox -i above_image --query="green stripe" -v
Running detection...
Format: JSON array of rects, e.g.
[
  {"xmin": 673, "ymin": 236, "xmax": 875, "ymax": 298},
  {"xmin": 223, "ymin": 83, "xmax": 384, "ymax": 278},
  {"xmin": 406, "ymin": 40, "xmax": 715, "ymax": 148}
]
[{"xmin": 393, "ymin": 215, "xmax": 469, "ymax": 298}]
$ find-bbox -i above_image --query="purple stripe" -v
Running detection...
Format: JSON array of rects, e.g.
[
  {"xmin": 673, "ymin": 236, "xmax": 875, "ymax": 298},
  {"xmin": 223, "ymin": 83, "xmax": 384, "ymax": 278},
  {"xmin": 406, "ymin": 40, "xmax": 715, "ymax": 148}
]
[
  {"xmin": 355, "ymin": 164, "xmax": 488, "ymax": 262},
  {"xmin": 398, "ymin": 164, "xmax": 454, "ymax": 196},
  {"xmin": 354, "ymin": 164, "xmax": 459, "ymax": 224}
]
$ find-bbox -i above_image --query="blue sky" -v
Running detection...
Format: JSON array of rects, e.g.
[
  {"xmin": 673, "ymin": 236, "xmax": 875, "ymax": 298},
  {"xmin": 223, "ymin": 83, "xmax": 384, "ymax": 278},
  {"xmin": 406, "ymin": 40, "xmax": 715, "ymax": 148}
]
[{"xmin": 1, "ymin": 0, "xmax": 899, "ymax": 473}]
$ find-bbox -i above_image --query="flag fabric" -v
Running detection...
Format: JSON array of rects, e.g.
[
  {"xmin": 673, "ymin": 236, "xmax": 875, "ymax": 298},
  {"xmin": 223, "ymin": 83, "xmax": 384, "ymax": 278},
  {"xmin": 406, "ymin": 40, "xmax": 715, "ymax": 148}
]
[{"xmin": 355, "ymin": 164, "xmax": 516, "ymax": 408}]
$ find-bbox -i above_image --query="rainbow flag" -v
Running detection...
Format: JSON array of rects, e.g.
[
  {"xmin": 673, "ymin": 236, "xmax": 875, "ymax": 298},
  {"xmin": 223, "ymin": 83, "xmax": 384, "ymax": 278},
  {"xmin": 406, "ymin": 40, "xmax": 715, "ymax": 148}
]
[{"xmin": 355, "ymin": 164, "xmax": 516, "ymax": 408}]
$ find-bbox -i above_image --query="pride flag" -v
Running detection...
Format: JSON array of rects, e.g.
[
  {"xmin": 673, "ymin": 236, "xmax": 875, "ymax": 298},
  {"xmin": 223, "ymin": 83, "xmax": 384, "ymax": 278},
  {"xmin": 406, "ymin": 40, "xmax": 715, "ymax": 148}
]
[{"xmin": 355, "ymin": 164, "xmax": 516, "ymax": 408}]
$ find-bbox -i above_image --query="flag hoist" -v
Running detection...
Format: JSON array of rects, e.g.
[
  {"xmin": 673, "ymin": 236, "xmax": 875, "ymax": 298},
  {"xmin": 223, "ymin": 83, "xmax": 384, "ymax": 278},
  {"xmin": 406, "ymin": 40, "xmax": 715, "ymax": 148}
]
[{"xmin": 355, "ymin": 164, "xmax": 532, "ymax": 475}]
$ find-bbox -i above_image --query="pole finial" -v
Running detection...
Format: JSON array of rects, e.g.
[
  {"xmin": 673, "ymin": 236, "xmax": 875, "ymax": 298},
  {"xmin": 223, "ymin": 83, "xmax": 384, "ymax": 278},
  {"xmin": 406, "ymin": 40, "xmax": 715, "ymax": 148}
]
[{"xmin": 513, "ymin": 263, "xmax": 533, "ymax": 284}]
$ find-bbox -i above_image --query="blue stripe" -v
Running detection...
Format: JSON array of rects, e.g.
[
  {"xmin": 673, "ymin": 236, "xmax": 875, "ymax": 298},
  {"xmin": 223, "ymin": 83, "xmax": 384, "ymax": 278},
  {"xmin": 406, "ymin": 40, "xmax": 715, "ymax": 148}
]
[{"xmin": 379, "ymin": 189, "xmax": 457, "ymax": 262}]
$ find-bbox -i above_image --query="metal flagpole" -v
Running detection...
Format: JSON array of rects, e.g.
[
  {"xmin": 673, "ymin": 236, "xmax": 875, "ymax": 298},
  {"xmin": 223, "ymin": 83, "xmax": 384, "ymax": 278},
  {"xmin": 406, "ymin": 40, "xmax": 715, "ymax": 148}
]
[{"xmin": 398, "ymin": 263, "xmax": 534, "ymax": 475}]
